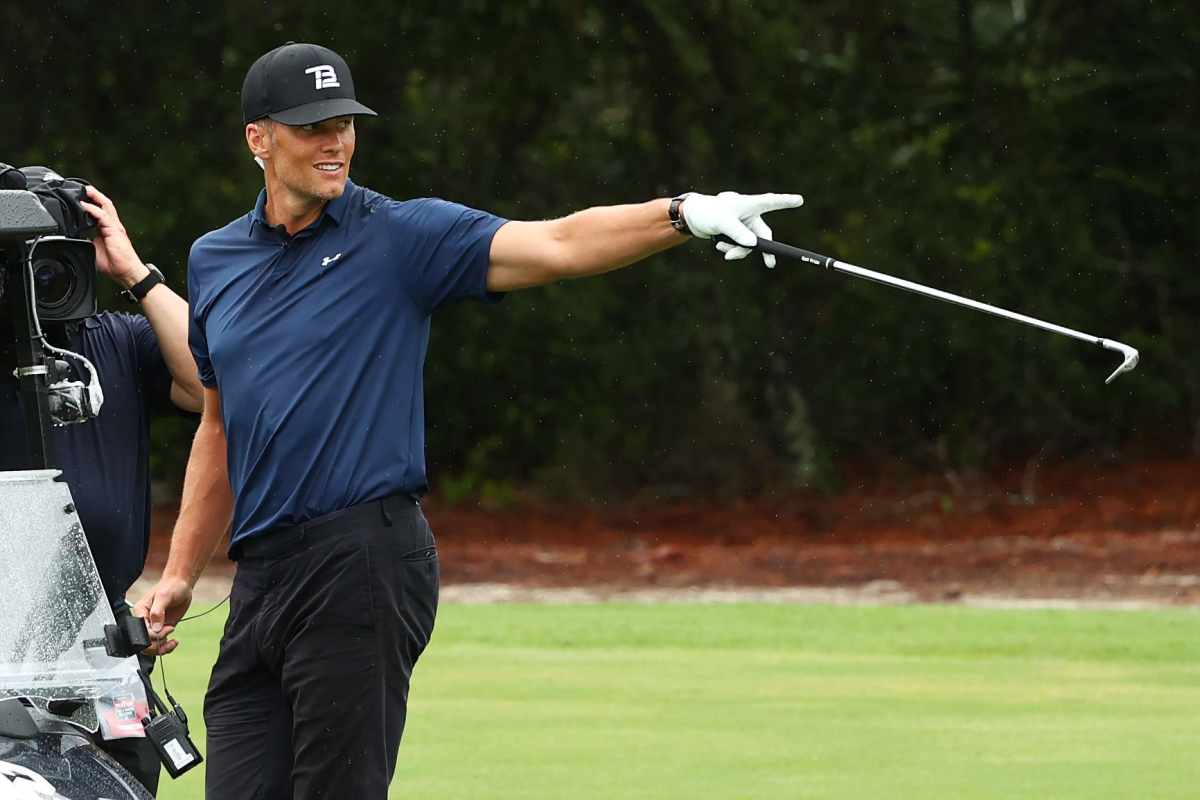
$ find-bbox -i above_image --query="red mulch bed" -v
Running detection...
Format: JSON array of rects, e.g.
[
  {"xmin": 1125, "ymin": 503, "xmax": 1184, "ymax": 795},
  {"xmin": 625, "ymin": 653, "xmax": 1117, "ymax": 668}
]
[{"xmin": 149, "ymin": 458, "xmax": 1200, "ymax": 604}]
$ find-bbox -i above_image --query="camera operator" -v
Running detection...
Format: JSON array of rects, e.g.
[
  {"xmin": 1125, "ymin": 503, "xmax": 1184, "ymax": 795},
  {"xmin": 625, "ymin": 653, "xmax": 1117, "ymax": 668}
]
[{"xmin": 0, "ymin": 184, "xmax": 203, "ymax": 796}]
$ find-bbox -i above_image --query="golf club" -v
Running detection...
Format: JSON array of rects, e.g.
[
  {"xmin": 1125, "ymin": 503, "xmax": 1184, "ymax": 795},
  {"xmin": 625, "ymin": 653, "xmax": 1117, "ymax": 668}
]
[{"xmin": 717, "ymin": 235, "xmax": 1140, "ymax": 384}]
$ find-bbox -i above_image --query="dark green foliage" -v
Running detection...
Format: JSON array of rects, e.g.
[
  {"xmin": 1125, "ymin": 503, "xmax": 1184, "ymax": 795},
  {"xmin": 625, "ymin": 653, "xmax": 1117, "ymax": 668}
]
[{"xmin": 3, "ymin": 1, "xmax": 1195, "ymax": 497}]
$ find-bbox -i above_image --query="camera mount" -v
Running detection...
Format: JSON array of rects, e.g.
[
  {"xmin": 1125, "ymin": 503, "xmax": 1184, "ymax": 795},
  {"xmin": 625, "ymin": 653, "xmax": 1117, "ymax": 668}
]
[{"xmin": 1, "ymin": 189, "xmax": 61, "ymax": 468}]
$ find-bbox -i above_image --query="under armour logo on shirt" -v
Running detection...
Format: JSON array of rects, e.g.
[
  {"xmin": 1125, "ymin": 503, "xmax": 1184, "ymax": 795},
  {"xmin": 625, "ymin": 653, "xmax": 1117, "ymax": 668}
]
[
  {"xmin": 305, "ymin": 65, "xmax": 340, "ymax": 90},
  {"xmin": 322, "ymin": 253, "xmax": 342, "ymax": 266}
]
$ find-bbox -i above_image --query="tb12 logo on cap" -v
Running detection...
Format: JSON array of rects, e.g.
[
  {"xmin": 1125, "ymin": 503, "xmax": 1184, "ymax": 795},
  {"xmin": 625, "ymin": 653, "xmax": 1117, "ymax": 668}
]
[{"xmin": 305, "ymin": 65, "xmax": 341, "ymax": 90}]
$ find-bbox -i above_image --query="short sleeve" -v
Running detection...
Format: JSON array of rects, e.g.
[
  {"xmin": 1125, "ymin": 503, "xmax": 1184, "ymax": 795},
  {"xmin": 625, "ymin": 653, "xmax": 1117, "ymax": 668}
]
[
  {"xmin": 187, "ymin": 252, "xmax": 218, "ymax": 389},
  {"xmin": 387, "ymin": 198, "xmax": 508, "ymax": 315},
  {"xmin": 123, "ymin": 314, "xmax": 175, "ymax": 414}
]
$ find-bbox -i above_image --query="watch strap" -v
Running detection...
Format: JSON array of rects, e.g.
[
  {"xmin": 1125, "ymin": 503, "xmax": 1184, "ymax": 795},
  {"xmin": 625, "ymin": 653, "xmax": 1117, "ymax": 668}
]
[
  {"xmin": 122, "ymin": 264, "xmax": 164, "ymax": 304},
  {"xmin": 669, "ymin": 193, "xmax": 692, "ymax": 236}
]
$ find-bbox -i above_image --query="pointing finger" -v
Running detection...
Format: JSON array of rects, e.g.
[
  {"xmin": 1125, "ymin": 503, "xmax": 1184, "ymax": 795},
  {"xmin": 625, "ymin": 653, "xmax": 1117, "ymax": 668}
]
[{"xmin": 737, "ymin": 193, "xmax": 805, "ymax": 216}]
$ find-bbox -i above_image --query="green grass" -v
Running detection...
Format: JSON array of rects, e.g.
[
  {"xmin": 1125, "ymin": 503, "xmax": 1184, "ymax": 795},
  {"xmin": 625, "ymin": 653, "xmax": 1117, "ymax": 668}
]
[{"xmin": 158, "ymin": 603, "xmax": 1200, "ymax": 799}]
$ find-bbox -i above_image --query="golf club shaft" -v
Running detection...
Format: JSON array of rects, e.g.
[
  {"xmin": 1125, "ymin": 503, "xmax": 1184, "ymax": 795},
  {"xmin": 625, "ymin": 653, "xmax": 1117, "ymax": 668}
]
[{"xmin": 717, "ymin": 235, "xmax": 1139, "ymax": 383}]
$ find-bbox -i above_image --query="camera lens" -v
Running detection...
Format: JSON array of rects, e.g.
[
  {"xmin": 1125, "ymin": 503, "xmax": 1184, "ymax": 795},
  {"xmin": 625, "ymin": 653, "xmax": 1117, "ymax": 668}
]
[
  {"xmin": 33, "ymin": 258, "xmax": 76, "ymax": 309},
  {"xmin": 27, "ymin": 237, "xmax": 97, "ymax": 322}
]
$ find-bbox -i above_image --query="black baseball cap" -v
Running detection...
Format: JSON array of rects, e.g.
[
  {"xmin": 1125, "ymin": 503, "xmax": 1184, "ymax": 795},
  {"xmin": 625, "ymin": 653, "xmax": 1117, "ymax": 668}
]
[{"xmin": 242, "ymin": 42, "xmax": 377, "ymax": 126}]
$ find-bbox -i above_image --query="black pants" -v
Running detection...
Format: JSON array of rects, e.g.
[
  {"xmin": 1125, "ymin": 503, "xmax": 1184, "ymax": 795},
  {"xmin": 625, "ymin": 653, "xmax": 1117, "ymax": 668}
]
[
  {"xmin": 98, "ymin": 607, "xmax": 161, "ymax": 796},
  {"xmin": 204, "ymin": 496, "xmax": 439, "ymax": 800}
]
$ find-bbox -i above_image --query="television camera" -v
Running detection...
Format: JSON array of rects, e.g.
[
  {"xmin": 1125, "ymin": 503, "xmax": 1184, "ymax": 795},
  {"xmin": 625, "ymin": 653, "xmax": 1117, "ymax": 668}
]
[
  {"xmin": 0, "ymin": 168, "xmax": 198, "ymax": 798},
  {"xmin": 0, "ymin": 163, "xmax": 105, "ymax": 457}
]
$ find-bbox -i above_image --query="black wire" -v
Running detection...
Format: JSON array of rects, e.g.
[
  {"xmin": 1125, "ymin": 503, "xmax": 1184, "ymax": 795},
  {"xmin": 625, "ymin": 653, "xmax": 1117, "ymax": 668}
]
[
  {"xmin": 148, "ymin": 627, "xmax": 173, "ymax": 710},
  {"xmin": 169, "ymin": 593, "xmax": 230, "ymax": 625},
  {"xmin": 151, "ymin": 593, "xmax": 231, "ymax": 708}
]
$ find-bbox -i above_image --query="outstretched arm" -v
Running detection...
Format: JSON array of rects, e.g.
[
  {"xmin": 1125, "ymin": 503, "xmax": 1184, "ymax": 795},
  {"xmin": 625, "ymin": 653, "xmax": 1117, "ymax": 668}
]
[{"xmin": 485, "ymin": 191, "xmax": 804, "ymax": 293}]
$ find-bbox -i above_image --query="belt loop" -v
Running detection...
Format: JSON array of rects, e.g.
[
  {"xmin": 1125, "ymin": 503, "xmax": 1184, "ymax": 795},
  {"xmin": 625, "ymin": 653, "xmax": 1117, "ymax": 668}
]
[{"xmin": 381, "ymin": 499, "xmax": 394, "ymax": 528}]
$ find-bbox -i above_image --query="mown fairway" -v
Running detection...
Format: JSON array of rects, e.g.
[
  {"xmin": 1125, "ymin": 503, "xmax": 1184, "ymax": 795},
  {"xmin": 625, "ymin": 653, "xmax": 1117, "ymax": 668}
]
[{"xmin": 158, "ymin": 602, "xmax": 1200, "ymax": 800}]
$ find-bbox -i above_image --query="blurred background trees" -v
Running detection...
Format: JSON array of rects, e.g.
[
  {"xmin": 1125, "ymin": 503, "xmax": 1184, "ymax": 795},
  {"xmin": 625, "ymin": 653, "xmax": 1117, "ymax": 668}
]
[{"xmin": 3, "ymin": 0, "xmax": 1195, "ymax": 501}]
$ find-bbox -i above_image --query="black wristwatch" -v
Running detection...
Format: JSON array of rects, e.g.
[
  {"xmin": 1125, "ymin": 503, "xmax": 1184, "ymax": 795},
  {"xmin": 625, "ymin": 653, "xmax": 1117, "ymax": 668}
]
[
  {"xmin": 669, "ymin": 193, "xmax": 693, "ymax": 236},
  {"xmin": 121, "ymin": 264, "xmax": 165, "ymax": 304}
]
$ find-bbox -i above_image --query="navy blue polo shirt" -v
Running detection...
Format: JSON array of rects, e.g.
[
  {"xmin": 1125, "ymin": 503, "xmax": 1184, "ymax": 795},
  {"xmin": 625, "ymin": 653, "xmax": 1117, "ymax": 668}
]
[
  {"xmin": 188, "ymin": 178, "xmax": 507, "ymax": 547},
  {"xmin": 0, "ymin": 313, "xmax": 178, "ymax": 607}
]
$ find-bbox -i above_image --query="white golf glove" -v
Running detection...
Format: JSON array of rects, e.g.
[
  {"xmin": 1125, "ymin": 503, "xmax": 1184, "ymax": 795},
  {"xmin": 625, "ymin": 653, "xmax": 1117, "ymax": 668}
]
[{"xmin": 679, "ymin": 191, "xmax": 804, "ymax": 268}]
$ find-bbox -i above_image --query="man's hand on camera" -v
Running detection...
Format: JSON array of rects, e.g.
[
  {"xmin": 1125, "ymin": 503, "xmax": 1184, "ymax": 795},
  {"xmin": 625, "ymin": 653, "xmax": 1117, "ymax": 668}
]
[
  {"xmin": 79, "ymin": 186, "xmax": 152, "ymax": 290},
  {"xmin": 133, "ymin": 576, "xmax": 193, "ymax": 656}
]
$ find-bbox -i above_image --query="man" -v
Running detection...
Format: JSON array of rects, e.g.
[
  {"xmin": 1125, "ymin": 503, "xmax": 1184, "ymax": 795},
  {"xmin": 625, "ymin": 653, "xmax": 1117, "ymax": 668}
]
[
  {"xmin": 136, "ymin": 42, "xmax": 802, "ymax": 799},
  {"xmin": 0, "ymin": 183, "xmax": 204, "ymax": 795}
]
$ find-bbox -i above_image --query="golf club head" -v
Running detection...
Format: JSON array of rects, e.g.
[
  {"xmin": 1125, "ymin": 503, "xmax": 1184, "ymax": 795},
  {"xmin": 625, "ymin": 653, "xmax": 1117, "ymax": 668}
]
[{"xmin": 1100, "ymin": 339, "xmax": 1139, "ymax": 384}]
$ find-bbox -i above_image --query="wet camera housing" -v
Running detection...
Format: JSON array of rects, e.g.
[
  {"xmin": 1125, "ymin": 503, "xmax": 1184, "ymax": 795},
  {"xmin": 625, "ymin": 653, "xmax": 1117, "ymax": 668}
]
[
  {"xmin": 2, "ymin": 165, "xmax": 105, "ymax": 436},
  {"xmin": 0, "ymin": 163, "xmax": 97, "ymax": 322}
]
